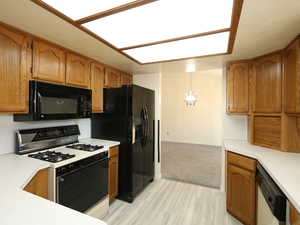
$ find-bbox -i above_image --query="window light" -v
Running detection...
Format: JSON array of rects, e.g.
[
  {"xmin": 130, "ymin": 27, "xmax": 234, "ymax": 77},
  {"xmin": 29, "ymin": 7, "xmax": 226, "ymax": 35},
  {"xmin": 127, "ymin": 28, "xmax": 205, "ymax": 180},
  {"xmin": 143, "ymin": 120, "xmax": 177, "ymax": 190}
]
[
  {"xmin": 41, "ymin": 0, "xmax": 136, "ymax": 20},
  {"xmin": 83, "ymin": 0, "xmax": 234, "ymax": 48},
  {"xmin": 123, "ymin": 32, "xmax": 230, "ymax": 64}
]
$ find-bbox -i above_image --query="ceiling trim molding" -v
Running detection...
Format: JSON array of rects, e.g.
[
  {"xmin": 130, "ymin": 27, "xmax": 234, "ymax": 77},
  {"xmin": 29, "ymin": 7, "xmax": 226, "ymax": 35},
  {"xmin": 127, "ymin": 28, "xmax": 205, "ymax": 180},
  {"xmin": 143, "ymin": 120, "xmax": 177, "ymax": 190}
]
[
  {"xmin": 31, "ymin": 0, "xmax": 244, "ymax": 65},
  {"xmin": 227, "ymin": 0, "xmax": 244, "ymax": 53},
  {"xmin": 120, "ymin": 28, "xmax": 231, "ymax": 50},
  {"xmin": 30, "ymin": 0, "xmax": 142, "ymax": 64},
  {"xmin": 76, "ymin": 0, "xmax": 159, "ymax": 24}
]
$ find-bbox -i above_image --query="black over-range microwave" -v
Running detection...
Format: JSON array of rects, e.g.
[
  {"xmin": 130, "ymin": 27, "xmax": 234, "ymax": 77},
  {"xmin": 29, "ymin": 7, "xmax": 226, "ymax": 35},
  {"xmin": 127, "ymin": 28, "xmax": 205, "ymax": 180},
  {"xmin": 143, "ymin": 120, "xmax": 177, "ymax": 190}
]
[{"xmin": 14, "ymin": 81, "xmax": 92, "ymax": 121}]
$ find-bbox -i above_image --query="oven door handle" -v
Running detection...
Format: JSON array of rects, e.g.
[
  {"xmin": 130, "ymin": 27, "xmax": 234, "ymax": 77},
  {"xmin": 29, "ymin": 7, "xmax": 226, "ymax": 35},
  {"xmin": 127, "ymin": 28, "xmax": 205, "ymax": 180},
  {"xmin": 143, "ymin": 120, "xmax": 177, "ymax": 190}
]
[{"xmin": 57, "ymin": 158, "xmax": 109, "ymax": 177}]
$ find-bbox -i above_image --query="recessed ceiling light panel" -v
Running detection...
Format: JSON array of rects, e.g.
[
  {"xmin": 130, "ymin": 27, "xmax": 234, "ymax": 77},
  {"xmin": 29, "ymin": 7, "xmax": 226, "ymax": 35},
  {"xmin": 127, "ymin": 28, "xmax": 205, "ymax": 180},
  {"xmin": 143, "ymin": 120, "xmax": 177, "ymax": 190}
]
[
  {"xmin": 40, "ymin": 0, "xmax": 136, "ymax": 20},
  {"xmin": 123, "ymin": 32, "xmax": 230, "ymax": 63},
  {"xmin": 83, "ymin": 0, "xmax": 234, "ymax": 48}
]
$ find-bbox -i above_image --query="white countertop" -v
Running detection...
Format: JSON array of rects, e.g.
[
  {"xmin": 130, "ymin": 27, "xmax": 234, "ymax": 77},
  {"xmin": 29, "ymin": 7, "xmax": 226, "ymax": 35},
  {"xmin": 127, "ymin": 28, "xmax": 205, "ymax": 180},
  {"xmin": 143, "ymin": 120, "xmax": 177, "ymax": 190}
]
[
  {"xmin": 224, "ymin": 139, "xmax": 300, "ymax": 213},
  {"xmin": 0, "ymin": 138, "xmax": 120, "ymax": 225}
]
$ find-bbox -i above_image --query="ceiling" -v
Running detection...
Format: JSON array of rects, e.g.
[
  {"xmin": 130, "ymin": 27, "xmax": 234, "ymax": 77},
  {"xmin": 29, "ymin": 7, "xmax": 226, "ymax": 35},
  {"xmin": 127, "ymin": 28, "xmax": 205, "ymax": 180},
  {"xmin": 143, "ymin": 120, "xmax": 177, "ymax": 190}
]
[{"xmin": 0, "ymin": 0, "xmax": 300, "ymax": 74}]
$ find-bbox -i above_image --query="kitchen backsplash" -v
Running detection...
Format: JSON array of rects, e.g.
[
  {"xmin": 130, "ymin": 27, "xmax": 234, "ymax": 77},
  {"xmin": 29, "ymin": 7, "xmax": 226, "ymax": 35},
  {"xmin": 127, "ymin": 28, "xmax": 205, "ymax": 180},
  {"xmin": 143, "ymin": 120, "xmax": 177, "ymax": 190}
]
[{"xmin": 0, "ymin": 115, "xmax": 91, "ymax": 155}]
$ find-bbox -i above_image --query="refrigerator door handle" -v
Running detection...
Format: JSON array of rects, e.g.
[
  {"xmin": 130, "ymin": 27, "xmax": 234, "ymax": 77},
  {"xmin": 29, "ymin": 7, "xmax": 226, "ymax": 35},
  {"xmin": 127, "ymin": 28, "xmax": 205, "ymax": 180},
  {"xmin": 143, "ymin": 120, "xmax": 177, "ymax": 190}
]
[{"xmin": 132, "ymin": 125, "xmax": 136, "ymax": 144}]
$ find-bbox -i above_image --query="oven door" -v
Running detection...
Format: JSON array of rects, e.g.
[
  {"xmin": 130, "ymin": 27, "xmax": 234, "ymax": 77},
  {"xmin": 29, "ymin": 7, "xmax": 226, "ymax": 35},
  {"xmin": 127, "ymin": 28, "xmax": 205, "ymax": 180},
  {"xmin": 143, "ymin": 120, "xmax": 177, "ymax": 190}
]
[
  {"xmin": 35, "ymin": 81, "xmax": 91, "ymax": 120},
  {"xmin": 56, "ymin": 158, "xmax": 108, "ymax": 212}
]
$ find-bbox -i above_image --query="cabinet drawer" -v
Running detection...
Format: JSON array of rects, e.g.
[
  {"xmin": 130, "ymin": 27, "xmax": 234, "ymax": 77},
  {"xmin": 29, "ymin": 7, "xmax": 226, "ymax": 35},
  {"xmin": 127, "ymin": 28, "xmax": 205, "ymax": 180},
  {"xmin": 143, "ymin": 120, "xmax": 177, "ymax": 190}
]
[
  {"xmin": 109, "ymin": 146, "xmax": 119, "ymax": 157},
  {"xmin": 227, "ymin": 152, "xmax": 256, "ymax": 172}
]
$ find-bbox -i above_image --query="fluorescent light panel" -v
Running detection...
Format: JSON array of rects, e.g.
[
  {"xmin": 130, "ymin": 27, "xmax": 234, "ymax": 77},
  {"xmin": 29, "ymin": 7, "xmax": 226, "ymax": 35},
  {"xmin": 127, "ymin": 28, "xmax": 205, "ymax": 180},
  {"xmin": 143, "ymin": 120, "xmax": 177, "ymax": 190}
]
[
  {"xmin": 83, "ymin": 0, "xmax": 233, "ymax": 48},
  {"xmin": 41, "ymin": 0, "xmax": 136, "ymax": 20},
  {"xmin": 123, "ymin": 32, "xmax": 230, "ymax": 63}
]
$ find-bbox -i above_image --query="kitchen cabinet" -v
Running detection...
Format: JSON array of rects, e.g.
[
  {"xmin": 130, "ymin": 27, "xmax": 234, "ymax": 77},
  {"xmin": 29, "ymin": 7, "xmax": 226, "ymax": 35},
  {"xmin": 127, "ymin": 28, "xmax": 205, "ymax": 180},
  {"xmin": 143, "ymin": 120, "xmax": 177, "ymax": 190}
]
[
  {"xmin": 24, "ymin": 168, "xmax": 48, "ymax": 200},
  {"xmin": 0, "ymin": 25, "xmax": 29, "ymax": 113},
  {"xmin": 105, "ymin": 68, "xmax": 121, "ymax": 88},
  {"xmin": 252, "ymin": 116, "xmax": 282, "ymax": 150},
  {"xmin": 252, "ymin": 53, "xmax": 282, "ymax": 113},
  {"xmin": 66, "ymin": 53, "xmax": 90, "ymax": 89},
  {"xmin": 290, "ymin": 203, "xmax": 300, "ymax": 225},
  {"xmin": 109, "ymin": 146, "xmax": 119, "ymax": 202},
  {"xmin": 226, "ymin": 152, "xmax": 256, "ymax": 225},
  {"xmin": 91, "ymin": 62, "xmax": 105, "ymax": 113},
  {"xmin": 227, "ymin": 61, "xmax": 250, "ymax": 114},
  {"xmin": 285, "ymin": 38, "xmax": 300, "ymax": 114},
  {"xmin": 32, "ymin": 40, "xmax": 66, "ymax": 84},
  {"xmin": 121, "ymin": 72, "xmax": 133, "ymax": 86}
]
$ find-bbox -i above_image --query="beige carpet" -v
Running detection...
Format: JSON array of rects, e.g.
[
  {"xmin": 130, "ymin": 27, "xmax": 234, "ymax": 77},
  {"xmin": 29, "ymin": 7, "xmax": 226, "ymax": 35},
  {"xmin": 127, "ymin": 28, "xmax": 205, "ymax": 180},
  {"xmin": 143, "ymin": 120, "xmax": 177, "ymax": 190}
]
[{"xmin": 161, "ymin": 142, "xmax": 222, "ymax": 188}]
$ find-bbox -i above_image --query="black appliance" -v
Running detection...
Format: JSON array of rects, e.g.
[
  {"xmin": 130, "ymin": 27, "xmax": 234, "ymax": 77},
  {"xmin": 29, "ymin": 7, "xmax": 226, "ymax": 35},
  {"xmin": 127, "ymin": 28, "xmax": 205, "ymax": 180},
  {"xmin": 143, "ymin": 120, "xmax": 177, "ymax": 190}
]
[
  {"xmin": 28, "ymin": 151, "xmax": 75, "ymax": 163},
  {"xmin": 256, "ymin": 163, "xmax": 286, "ymax": 222},
  {"xmin": 92, "ymin": 85, "xmax": 155, "ymax": 203},
  {"xmin": 16, "ymin": 125, "xmax": 80, "ymax": 155},
  {"xmin": 67, "ymin": 143, "xmax": 104, "ymax": 152},
  {"xmin": 56, "ymin": 152, "xmax": 109, "ymax": 212},
  {"xmin": 14, "ymin": 81, "xmax": 92, "ymax": 121}
]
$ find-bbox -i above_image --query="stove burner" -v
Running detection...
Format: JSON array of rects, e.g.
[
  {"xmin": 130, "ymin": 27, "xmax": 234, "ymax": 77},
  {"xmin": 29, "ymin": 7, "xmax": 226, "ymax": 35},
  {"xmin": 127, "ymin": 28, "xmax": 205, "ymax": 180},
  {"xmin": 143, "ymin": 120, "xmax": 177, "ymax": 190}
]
[
  {"xmin": 67, "ymin": 144, "xmax": 104, "ymax": 152},
  {"xmin": 28, "ymin": 151, "xmax": 75, "ymax": 163}
]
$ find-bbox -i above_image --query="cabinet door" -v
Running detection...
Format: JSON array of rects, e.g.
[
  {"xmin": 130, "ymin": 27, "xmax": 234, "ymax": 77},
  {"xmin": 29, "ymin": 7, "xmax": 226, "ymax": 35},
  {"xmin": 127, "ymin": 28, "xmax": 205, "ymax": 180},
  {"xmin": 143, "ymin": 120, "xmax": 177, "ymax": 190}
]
[
  {"xmin": 24, "ymin": 168, "xmax": 48, "ymax": 200},
  {"xmin": 32, "ymin": 40, "xmax": 65, "ymax": 84},
  {"xmin": 227, "ymin": 62, "xmax": 250, "ymax": 114},
  {"xmin": 91, "ymin": 62, "xmax": 104, "ymax": 113},
  {"xmin": 105, "ymin": 68, "xmax": 121, "ymax": 88},
  {"xmin": 290, "ymin": 203, "xmax": 300, "ymax": 225},
  {"xmin": 0, "ymin": 25, "xmax": 28, "ymax": 113},
  {"xmin": 285, "ymin": 39, "xmax": 300, "ymax": 113},
  {"xmin": 109, "ymin": 155, "xmax": 119, "ymax": 202},
  {"xmin": 121, "ymin": 73, "xmax": 133, "ymax": 86},
  {"xmin": 66, "ymin": 53, "xmax": 90, "ymax": 88},
  {"xmin": 253, "ymin": 54, "xmax": 282, "ymax": 113},
  {"xmin": 227, "ymin": 164, "xmax": 256, "ymax": 225}
]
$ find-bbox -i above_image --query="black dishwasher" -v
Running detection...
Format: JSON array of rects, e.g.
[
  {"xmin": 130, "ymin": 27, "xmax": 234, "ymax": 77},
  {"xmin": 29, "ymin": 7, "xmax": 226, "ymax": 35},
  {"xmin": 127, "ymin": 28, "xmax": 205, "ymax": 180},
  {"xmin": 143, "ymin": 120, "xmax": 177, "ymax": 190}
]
[
  {"xmin": 56, "ymin": 152, "xmax": 109, "ymax": 212},
  {"xmin": 256, "ymin": 163, "xmax": 286, "ymax": 224}
]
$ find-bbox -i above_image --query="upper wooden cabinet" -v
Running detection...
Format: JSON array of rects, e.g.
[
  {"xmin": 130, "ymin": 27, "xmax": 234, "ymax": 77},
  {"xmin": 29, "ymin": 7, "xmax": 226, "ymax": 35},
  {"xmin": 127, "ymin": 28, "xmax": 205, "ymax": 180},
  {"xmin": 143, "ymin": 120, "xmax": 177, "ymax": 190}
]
[
  {"xmin": 32, "ymin": 40, "xmax": 66, "ymax": 84},
  {"xmin": 91, "ymin": 62, "xmax": 105, "ymax": 113},
  {"xmin": 285, "ymin": 38, "xmax": 300, "ymax": 114},
  {"xmin": 252, "ymin": 53, "xmax": 282, "ymax": 113},
  {"xmin": 66, "ymin": 53, "xmax": 90, "ymax": 89},
  {"xmin": 252, "ymin": 115, "xmax": 282, "ymax": 150},
  {"xmin": 0, "ymin": 25, "xmax": 28, "ymax": 113},
  {"xmin": 227, "ymin": 152, "xmax": 256, "ymax": 225},
  {"xmin": 227, "ymin": 61, "xmax": 250, "ymax": 114},
  {"xmin": 105, "ymin": 68, "xmax": 121, "ymax": 88},
  {"xmin": 121, "ymin": 73, "xmax": 133, "ymax": 86}
]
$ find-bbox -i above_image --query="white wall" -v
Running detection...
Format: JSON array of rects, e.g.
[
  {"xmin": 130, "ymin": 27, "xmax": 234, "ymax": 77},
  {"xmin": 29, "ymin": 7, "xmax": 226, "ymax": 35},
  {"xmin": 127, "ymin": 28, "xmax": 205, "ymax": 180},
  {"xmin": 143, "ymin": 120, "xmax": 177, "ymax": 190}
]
[
  {"xmin": 133, "ymin": 73, "xmax": 162, "ymax": 179},
  {"xmin": 0, "ymin": 115, "xmax": 91, "ymax": 155},
  {"xmin": 161, "ymin": 69, "xmax": 223, "ymax": 146}
]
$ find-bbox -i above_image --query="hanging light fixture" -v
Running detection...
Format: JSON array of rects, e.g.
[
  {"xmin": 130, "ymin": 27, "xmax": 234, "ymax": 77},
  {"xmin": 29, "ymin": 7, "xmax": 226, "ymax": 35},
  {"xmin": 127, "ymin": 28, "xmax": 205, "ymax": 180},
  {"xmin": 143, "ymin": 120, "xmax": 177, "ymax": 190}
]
[{"xmin": 184, "ymin": 62, "xmax": 198, "ymax": 106}]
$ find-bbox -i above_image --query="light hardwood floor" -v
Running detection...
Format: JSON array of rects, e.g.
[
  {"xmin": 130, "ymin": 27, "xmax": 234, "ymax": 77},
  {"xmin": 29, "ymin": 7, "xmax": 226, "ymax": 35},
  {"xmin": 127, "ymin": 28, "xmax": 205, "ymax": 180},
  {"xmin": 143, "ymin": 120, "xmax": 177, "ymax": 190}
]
[{"xmin": 103, "ymin": 179, "xmax": 242, "ymax": 225}]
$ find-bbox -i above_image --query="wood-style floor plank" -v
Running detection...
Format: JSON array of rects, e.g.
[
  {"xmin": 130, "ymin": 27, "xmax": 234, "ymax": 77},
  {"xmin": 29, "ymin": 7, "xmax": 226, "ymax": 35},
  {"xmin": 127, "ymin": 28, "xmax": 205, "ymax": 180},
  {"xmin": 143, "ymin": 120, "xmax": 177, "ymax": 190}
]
[{"xmin": 103, "ymin": 179, "xmax": 242, "ymax": 225}]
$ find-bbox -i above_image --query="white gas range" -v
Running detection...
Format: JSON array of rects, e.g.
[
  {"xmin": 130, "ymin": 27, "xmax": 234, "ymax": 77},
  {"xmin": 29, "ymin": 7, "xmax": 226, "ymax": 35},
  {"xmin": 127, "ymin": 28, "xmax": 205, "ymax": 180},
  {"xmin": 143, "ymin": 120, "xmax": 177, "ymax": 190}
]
[{"xmin": 16, "ymin": 125, "xmax": 119, "ymax": 220}]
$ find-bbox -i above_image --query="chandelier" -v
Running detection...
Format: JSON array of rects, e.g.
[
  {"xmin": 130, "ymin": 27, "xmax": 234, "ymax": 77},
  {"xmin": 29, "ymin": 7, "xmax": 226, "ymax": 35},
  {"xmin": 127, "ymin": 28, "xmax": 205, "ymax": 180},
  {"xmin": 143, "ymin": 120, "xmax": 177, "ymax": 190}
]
[{"xmin": 184, "ymin": 62, "xmax": 198, "ymax": 106}]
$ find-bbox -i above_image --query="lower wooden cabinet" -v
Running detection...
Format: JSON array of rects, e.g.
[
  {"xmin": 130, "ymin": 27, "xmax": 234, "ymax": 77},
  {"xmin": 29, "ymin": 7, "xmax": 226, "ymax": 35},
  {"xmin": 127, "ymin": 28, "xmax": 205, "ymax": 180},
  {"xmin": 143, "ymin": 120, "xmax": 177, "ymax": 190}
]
[
  {"xmin": 109, "ymin": 146, "xmax": 119, "ymax": 202},
  {"xmin": 227, "ymin": 152, "xmax": 257, "ymax": 225},
  {"xmin": 290, "ymin": 203, "xmax": 300, "ymax": 225},
  {"xmin": 24, "ymin": 168, "xmax": 48, "ymax": 200}
]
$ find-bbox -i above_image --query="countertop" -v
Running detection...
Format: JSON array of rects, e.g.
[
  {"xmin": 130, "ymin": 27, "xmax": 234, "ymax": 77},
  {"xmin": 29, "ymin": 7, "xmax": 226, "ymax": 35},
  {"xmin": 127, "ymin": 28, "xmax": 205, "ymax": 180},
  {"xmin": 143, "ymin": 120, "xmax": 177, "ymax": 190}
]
[
  {"xmin": 0, "ymin": 138, "xmax": 120, "ymax": 225},
  {"xmin": 224, "ymin": 139, "xmax": 300, "ymax": 212}
]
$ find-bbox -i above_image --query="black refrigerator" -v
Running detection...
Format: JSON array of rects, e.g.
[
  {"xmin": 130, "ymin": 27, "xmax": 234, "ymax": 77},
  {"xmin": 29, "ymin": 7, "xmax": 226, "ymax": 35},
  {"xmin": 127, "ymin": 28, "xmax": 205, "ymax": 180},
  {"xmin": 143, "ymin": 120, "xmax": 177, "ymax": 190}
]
[{"xmin": 91, "ymin": 85, "xmax": 155, "ymax": 203}]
